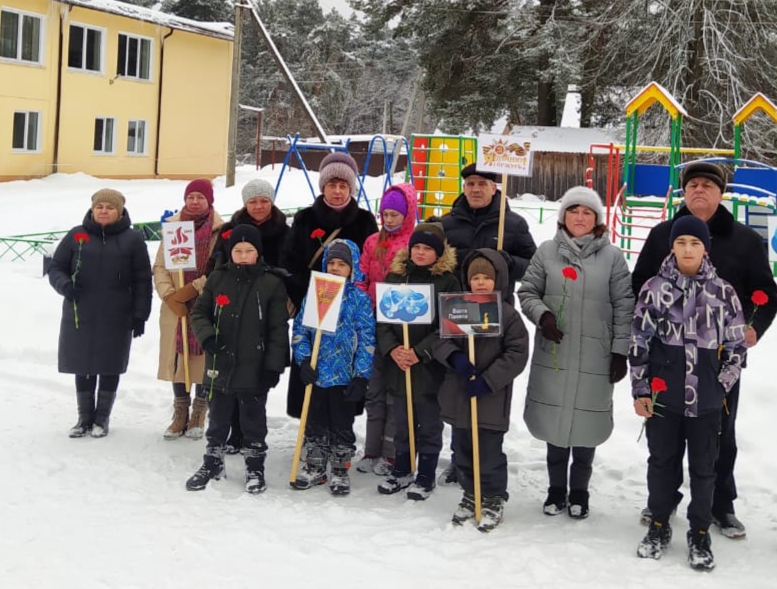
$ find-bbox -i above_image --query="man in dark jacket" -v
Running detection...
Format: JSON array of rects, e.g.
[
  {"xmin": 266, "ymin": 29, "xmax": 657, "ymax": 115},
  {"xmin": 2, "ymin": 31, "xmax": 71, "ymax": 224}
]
[
  {"xmin": 440, "ymin": 164, "xmax": 537, "ymax": 301},
  {"xmin": 632, "ymin": 161, "xmax": 777, "ymax": 539}
]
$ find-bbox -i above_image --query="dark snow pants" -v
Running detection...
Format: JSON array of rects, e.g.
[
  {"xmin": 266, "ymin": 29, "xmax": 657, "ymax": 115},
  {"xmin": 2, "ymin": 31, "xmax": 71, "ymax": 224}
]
[
  {"xmin": 206, "ymin": 390, "xmax": 268, "ymax": 453},
  {"xmin": 546, "ymin": 443, "xmax": 596, "ymax": 491},
  {"xmin": 713, "ymin": 381, "xmax": 739, "ymax": 515},
  {"xmin": 392, "ymin": 395, "xmax": 443, "ymax": 459},
  {"xmin": 453, "ymin": 427, "xmax": 508, "ymax": 499},
  {"xmin": 305, "ymin": 385, "xmax": 356, "ymax": 452},
  {"xmin": 364, "ymin": 354, "xmax": 395, "ymax": 458}
]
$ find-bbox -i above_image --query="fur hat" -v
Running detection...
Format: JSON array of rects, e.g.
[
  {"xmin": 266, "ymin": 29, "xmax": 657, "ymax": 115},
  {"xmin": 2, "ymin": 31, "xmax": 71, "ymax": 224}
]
[
  {"xmin": 327, "ymin": 239, "xmax": 353, "ymax": 268},
  {"xmin": 669, "ymin": 215, "xmax": 711, "ymax": 252},
  {"xmin": 681, "ymin": 162, "xmax": 727, "ymax": 192},
  {"xmin": 91, "ymin": 188, "xmax": 125, "ymax": 216},
  {"xmin": 409, "ymin": 222, "xmax": 445, "ymax": 258},
  {"xmin": 242, "ymin": 179, "xmax": 275, "ymax": 205},
  {"xmin": 228, "ymin": 224, "xmax": 262, "ymax": 256},
  {"xmin": 461, "ymin": 163, "xmax": 498, "ymax": 183},
  {"xmin": 559, "ymin": 186, "xmax": 605, "ymax": 225},
  {"xmin": 318, "ymin": 152, "xmax": 359, "ymax": 195},
  {"xmin": 467, "ymin": 256, "xmax": 496, "ymax": 283},
  {"xmin": 184, "ymin": 178, "xmax": 214, "ymax": 206},
  {"xmin": 379, "ymin": 187, "xmax": 408, "ymax": 217}
]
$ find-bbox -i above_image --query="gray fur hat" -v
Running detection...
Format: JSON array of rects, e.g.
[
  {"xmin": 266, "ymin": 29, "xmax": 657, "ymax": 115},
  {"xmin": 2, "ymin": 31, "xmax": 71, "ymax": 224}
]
[
  {"xmin": 318, "ymin": 152, "xmax": 359, "ymax": 195},
  {"xmin": 558, "ymin": 186, "xmax": 605, "ymax": 225},
  {"xmin": 242, "ymin": 179, "xmax": 275, "ymax": 205}
]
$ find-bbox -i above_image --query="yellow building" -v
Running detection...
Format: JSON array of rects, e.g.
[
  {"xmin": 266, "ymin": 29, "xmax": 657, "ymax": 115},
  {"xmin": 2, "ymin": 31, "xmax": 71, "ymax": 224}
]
[{"xmin": 0, "ymin": 0, "xmax": 233, "ymax": 180}]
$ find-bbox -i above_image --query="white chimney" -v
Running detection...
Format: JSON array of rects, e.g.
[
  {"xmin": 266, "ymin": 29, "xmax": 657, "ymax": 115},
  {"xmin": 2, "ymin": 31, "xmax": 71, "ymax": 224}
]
[{"xmin": 560, "ymin": 84, "xmax": 582, "ymax": 128}]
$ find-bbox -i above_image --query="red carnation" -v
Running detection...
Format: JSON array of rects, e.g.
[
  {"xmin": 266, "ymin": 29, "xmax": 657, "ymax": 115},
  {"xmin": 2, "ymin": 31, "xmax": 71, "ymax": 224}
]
[
  {"xmin": 561, "ymin": 266, "xmax": 578, "ymax": 281},
  {"xmin": 221, "ymin": 229, "xmax": 232, "ymax": 240},
  {"xmin": 751, "ymin": 290, "xmax": 768, "ymax": 306},
  {"xmin": 215, "ymin": 294, "xmax": 230, "ymax": 307},
  {"xmin": 650, "ymin": 377, "xmax": 668, "ymax": 394},
  {"xmin": 74, "ymin": 232, "xmax": 89, "ymax": 244},
  {"xmin": 310, "ymin": 228, "xmax": 326, "ymax": 240}
]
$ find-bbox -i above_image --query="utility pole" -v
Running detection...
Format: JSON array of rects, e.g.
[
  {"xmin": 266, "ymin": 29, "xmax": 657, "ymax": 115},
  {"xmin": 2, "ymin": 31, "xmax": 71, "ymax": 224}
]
[{"xmin": 226, "ymin": 3, "xmax": 244, "ymax": 187}]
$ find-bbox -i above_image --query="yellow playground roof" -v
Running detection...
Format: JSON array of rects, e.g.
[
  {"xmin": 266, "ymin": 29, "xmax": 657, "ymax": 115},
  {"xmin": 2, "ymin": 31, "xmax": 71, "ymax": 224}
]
[
  {"xmin": 733, "ymin": 93, "xmax": 777, "ymax": 126},
  {"xmin": 625, "ymin": 82, "xmax": 688, "ymax": 119}
]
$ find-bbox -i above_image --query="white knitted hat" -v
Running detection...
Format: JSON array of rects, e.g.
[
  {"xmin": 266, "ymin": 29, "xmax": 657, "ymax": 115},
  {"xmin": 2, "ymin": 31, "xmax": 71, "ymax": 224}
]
[
  {"xmin": 558, "ymin": 186, "xmax": 605, "ymax": 225},
  {"xmin": 242, "ymin": 179, "xmax": 276, "ymax": 205}
]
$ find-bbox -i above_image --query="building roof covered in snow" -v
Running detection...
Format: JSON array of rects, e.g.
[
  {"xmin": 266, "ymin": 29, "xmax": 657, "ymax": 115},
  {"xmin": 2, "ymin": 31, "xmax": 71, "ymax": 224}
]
[
  {"xmin": 503, "ymin": 126, "xmax": 623, "ymax": 154},
  {"xmin": 63, "ymin": 0, "xmax": 233, "ymax": 41}
]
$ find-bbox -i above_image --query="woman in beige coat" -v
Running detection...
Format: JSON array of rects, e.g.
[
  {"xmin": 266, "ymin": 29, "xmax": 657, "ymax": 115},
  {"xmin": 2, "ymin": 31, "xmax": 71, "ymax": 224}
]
[{"xmin": 153, "ymin": 179, "xmax": 224, "ymax": 439}]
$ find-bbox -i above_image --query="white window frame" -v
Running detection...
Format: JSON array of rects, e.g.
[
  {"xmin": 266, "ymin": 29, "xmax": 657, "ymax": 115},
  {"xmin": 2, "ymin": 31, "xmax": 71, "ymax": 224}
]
[
  {"xmin": 117, "ymin": 32, "xmax": 153, "ymax": 81},
  {"xmin": 0, "ymin": 7, "xmax": 45, "ymax": 65},
  {"xmin": 93, "ymin": 116, "xmax": 116, "ymax": 154},
  {"xmin": 67, "ymin": 22, "xmax": 105, "ymax": 74},
  {"xmin": 11, "ymin": 111, "xmax": 41, "ymax": 152},
  {"xmin": 127, "ymin": 119, "xmax": 147, "ymax": 155}
]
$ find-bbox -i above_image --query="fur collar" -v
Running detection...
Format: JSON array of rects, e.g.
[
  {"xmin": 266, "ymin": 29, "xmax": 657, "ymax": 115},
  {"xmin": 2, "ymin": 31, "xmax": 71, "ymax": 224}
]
[{"xmin": 390, "ymin": 242, "xmax": 457, "ymax": 276}]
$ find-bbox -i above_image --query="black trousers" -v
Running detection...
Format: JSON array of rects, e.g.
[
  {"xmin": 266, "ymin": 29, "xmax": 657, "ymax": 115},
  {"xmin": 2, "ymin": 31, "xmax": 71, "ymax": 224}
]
[
  {"xmin": 713, "ymin": 381, "xmax": 739, "ymax": 515},
  {"xmin": 305, "ymin": 385, "xmax": 356, "ymax": 451},
  {"xmin": 453, "ymin": 427, "xmax": 508, "ymax": 499},
  {"xmin": 646, "ymin": 410, "xmax": 720, "ymax": 532},
  {"xmin": 546, "ymin": 443, "xmax": 596, "ymax": 491},
  {"xmin": 206, "ymin": 390, "xmax": 268, "ymax": 453},
  {"xmin": 392, "ymin": 395, "xmax": 443, "ymax": 458}
]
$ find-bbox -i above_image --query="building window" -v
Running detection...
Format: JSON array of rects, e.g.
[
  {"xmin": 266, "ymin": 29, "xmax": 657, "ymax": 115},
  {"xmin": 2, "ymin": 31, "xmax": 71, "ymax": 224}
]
[
  {"xmin": 127, "ymin": 120, "xmax": 147, "ymax": 154},
  {"xmin": 0, "ymin": 8, "xmax": 43, "ymax": 64},
  {"xmin": 68, "ymin": 24, "xmax": 103, "ymax": 72},
  {"xmin": 94, "ymin": 117, "xmax": 115, "ymax": 153},
  {"xmin": 12, "ymin": 111, "xmax": 40, "ymax": 151},
  {"xmin": 117, "ymin": 34, "xmax": 152, "ymax": 80}
]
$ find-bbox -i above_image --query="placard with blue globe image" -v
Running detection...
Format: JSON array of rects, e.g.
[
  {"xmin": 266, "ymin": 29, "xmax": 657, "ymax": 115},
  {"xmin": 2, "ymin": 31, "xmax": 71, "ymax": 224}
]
[{"xmin": 375, "ymin": 283, "xmax": 435, "ymax": 324}]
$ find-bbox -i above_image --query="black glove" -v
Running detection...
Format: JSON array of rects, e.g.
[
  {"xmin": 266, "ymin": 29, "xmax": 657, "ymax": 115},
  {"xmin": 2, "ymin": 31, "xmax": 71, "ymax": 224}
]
[
  {"xmin": 539, "ymin": 311, "xmax": 564, "ymax": 344},
  {"xmin": 63, "ymin": 282, "xmax": 82, "ymax": 302},
  {"xmin": 609, "ymin": 353, "xmax": 628, "ymax": 384},
  {"xmin": 448, "ymin": 351, "xmax": 476, "ymax": 378},
  {"xmin": 202, "ymin": 336, "xmax": 226, "ymax": 355},
  {"xmin": 299, "ymin": 359, "xmax": 318, "ymax": 386},
  {"xmin": 343, "ymin": 377, "xmax": 369, "ymax": 403},
  {"xmin": 260, "ymin": 370, "xmax": 281, "ymax": 392},
  {"xmin": 131, "ymin": 318, "xmax": 145, "ymax": 338},
  {"xmin": 466, "ymin": 375, "xmax": 491, "ymax": 398}
]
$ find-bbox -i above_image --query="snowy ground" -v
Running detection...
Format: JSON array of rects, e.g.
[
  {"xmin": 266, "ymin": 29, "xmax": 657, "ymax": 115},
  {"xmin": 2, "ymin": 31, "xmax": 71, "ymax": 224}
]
[{"xmin": 1, "ymin": 167, "xmax": 776, "ymax": 588}]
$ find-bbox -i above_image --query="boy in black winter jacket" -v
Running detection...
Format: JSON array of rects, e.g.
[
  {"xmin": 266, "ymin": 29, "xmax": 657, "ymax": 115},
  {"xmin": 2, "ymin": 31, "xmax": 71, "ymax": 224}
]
[
  {"xmin": 433, "ymin": 250, "xmax": 529, "ymax": 532},
  {"xmin": 187, "ymin": 225, "xmax": 290, "ymax": 494}
]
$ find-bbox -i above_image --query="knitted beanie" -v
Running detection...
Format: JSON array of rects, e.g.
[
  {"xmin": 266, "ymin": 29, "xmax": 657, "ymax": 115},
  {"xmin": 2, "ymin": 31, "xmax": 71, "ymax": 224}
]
[
  {"xmin": 184, "ymin": 178, "xmax": 214, "ymax": 206},
  {"xmin": 242, "ymin": 179, "xmax": 276, "ymax": 205},
  {"xmin": 91, "ymin": 188, "xmax": 125, "ymax": 216},
  {"xmin": 559, "ymin": 186, "xmax": 605, "ymax": 225},
  {"xmin": 228, "ymin": 224, "xmax": 262, "ymax": 256},
  {"xmin": 318, "ymin": 152, "xmax": 359, "ymax": 195},
  {"xmin": 409, "ymin": 222, "xmax": 445, "ymax": 258},
  {"xmin": 327, "ymin": 239, "xmax": 353, "ymax": 268},
  {"xmin": 681, "ymin": 162, "xmax": 727, "ymax": 192},
  {"xmin": 467, "ymin": 256, "xmax": 496, "ymax": 283},
  {"xmin": 669, "ymin": 215, "xmax": 711, "ymax": 252},
  {"xmin": 379, "ymin": 187, "xmax": 408, "ymax": 217}
]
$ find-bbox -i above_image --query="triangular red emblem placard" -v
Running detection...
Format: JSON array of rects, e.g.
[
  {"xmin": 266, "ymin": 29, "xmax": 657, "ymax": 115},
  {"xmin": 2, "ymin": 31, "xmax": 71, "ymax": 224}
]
[{"xmin": 314, "ymin": 275, "xmax": 344, "ymax": 325}]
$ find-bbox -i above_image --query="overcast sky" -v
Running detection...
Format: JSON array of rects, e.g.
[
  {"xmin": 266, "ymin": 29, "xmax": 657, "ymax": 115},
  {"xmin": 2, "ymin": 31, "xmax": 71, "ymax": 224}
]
[{"xmin": 318, "ymin": 0, "xmax": 354, "ymax": 17}]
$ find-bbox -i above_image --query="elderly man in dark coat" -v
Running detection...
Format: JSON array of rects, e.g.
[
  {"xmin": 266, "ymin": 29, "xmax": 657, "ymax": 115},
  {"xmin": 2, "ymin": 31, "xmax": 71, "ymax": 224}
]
[{"xmin": 632, "ymin": 161, "xmax": 777, "ymax": 539}]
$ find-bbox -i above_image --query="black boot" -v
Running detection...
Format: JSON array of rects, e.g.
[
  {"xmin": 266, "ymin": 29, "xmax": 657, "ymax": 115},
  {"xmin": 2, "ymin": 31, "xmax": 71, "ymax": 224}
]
[
  {"xmin": 244, "ymin": 447, "xmax": 267, "ymax": 494},
  {"xmin": 91, "ymin": 390, "xmax": 116, "ymax": 438},
  {"xmin": 186, "ymin": 448, "xmax": 226, "ymax": 491},
  {"xmin": 407, "ymin": 453, "xmax": 438, "ymax": 500},
  {"xmin": 69, "ymin": 390, "xmax": 95, "ymax": 438},
  {"xmin": 329, "ymin": 446, "xmax": 353, "ymax": 496}
]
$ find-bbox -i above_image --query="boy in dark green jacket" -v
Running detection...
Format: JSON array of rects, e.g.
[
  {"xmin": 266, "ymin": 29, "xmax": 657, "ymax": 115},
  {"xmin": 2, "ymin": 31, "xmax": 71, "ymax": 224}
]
[{"xmin": 187, "ymin": 225, "xmax": 290, "ymax": 494}]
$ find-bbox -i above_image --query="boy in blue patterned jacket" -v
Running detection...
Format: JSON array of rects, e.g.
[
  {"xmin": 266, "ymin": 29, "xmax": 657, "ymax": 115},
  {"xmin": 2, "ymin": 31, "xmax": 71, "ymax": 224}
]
[
  {"xmin": 630, "ymin": 216, "xmax": 747, "ymax": 571},
  {"xmin": 291, "ymin": 239, "xmax": 375, "ymax": 495}
]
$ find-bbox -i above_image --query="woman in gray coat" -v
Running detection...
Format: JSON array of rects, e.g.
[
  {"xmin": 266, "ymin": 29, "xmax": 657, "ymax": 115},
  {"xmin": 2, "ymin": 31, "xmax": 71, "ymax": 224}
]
[{"xmin": 518, "ymin": 186, "xmax": 634, "ymax": 519}]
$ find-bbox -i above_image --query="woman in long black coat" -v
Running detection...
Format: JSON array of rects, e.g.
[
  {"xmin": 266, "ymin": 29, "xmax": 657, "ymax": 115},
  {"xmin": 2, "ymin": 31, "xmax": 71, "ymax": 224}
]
[{"xmin": 49, "ymin": 189, "xmax": 152, "ymax": 438}]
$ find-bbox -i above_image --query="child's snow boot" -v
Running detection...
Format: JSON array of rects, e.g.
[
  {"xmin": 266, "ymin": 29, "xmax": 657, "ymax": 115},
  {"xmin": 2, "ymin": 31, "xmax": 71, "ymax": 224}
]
[
  {"xmin": 186, "ymin": 448, "xmax": 225, "ymax": 491},
  {"xmin": 329, "ymin": 447, "xmax": 353, "ymax": 496},
  {"xmin": 407, "ymin": 453, "xmax": 438, "ymax": 501},
  {"xmin": 687, "ymin": 529, "xmax": 715, "ymax": 571},
  {"xmin": 477, "ymin": 496, "xmax": 506, "ymax": 532},
  {"xmin": 292, "ymin": 442, "xmax": 328, "ymax": 490},
  {"xmin": 452, "ymin": 492, "xmax": 476, "ymax": 525},
  {"xmin": 244, "ymin": 447, "xmax": 267, "ymax": 494},
  {"xmin": 637, "ymin": 520, "xmax": 672, "ymax": 559}
]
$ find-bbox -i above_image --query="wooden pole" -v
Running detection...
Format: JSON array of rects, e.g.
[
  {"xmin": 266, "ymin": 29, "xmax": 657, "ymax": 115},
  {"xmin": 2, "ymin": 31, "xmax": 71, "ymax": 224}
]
[
  {"xmin": 403, "ymin": 322, "xmax": 417, "ymax": 473},
  {"xmin": 289, "ymin": 329, "xmax": 322, "ymax": 485},
  {"xmin": 497, "ymin": 174, "xmax": 507, "ymax": 250},
  {"xmin": 468, "ymin": 333, "xmax": 482, "ymax": 522},
  {"xmin": 178, "ymin": 269, "xmax": 191, "ymax": 392}
]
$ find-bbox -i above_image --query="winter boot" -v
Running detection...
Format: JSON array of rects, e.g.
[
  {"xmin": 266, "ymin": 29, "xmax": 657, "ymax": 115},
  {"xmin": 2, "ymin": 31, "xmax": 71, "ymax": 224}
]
[
  {"xmin": 163, "ymin": 396, "xmax": 190, "ymax": 440},
  {"xmin": 543, "ymin": 486, "xmax": 567, "ymax": 516},
  {"xmin": 90, "ymin": 390, "xmax": 116, "ymax": 438},
  {"xmin": 244, "ymin": 447, "xmax": 267, "ymax": 494},
  {"xmin": 640, "ymin": 491, "xmax": 683, "ymax": 525},
  {"xmin": 452, "ymin": 492, "xmax": 476, "ymax": 526},
  {"xmin": 329, "ymin": 447, "xmax": 353, "ymax": 496},
  {"xmin": 477, "ymin": 496, "xmax": 506, "ymax": 533},
  {"xmin": 378, "ymin": 451, "xmax": 414, "ymax": 495},
  {"xmin": 637, "ymin": 521, "xmax": 672, "ymax": 559},
  {"xmin": 186, "ymin": 448, "xmax": 226, "ymax": 491},
  {"xmin": 292, "ymin": 442, "xmax": 329, "ymax": 490},
  {"xmin": 568, "ymin": 489, "xmax": 590, "ymax": 519},
  {"xmin": 372, "ymin": 456, "xmax": 394, "ymax": 476},
  {"xmin": 185, "ymin": 396, "xmax": 208, "ymax": 440},
  {"xmin": 687, "ymin": 529, "xmax": 715, "ymax": 571},
  {"xmin": 712, "ymin": 512, "xmax": 746, "ymax": 539},
  {"xmin": 69, "ymin": 390, "xmax": 95, "ymax": 438},
  {"xmin": 355, "ymin": 455, "xmax": 377, "ymax": 473},
  {"xmin": 407, "ymin": 453, "xmax": 438, "ymax": 501},
  {"xmin": 438, "ymin": 455, "xmax": 458, "ymax": 486}
]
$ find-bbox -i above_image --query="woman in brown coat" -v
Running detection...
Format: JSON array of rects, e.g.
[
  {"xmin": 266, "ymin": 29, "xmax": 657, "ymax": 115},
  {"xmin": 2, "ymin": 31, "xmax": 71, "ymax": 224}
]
[{"xmin": 153, "ymin": 179, "xmax": 224, "ymax": 439}]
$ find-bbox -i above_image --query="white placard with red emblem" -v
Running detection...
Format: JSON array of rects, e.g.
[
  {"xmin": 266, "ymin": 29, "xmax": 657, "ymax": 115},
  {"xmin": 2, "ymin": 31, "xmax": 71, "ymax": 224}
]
[
  {"xmin": 161, "ymin": 221, "xmax": 197, "ymax": 271},
  {"xmin": 476, "ymin": 133, "xmax": 533, "ymax": 177},
  {"xmin": 301, "ymin": 271, "xmax": 347, "ymax": 334}
]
